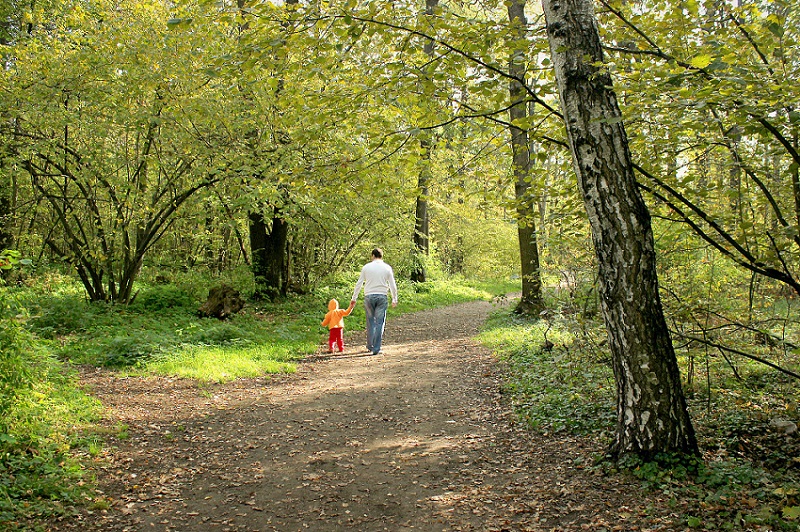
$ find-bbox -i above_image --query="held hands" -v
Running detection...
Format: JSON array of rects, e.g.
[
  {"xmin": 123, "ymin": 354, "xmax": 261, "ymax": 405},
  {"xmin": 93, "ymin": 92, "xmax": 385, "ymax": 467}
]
[{"xmin": 346, "ymin": 300, "xmax": 394, "ymax": 308}]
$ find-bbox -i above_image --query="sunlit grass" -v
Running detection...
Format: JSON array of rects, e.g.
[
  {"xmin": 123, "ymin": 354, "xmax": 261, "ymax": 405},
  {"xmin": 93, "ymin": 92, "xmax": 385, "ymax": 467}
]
[
  {"xmin": 143, "ymin": 343, "xmax": 308, "ymax": 382},
  {"xmin": 138, "ymin": 277, "xmax": 518, "ymax": 382}
]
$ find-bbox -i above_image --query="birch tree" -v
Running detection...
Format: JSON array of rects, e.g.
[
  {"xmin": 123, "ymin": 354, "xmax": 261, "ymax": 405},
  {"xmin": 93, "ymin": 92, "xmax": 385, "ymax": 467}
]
[{"xmin": 542, "ymin": 0, "xmax": 698, "ymax": 457}]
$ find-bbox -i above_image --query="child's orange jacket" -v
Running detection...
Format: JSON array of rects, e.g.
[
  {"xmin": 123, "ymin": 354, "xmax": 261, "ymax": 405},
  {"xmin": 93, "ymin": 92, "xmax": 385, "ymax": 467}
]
[{"xmin": 321, "ymin": 299, "xmax": 353, "ymax": 330}]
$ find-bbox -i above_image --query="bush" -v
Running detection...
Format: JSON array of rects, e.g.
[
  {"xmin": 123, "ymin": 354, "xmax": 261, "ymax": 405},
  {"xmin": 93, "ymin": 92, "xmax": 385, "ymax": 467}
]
[
  {"xmin": 0, "ymin": 291, "xmax": 48, "ymax": 431},
  {"xmin": 0, "ymin": 321, "xmax": 39, "ymax": 427},
  {"xmin": 100, "ymin": 333, "xmax": 167, "ymax": 367},
  {"xmin": 130, "ymin": 285, "xmax": 194, "ymax": 312},
  {"xmin": 188, "ymin": 321, "xmax": 253, "ymax": 346},
  {"xmin": 0, "ymin": 290, "xmax": 100, "ymax": 528},
  {"xmin": 29, "ymin": 296, "xmax": 102, "ymax": 338}
]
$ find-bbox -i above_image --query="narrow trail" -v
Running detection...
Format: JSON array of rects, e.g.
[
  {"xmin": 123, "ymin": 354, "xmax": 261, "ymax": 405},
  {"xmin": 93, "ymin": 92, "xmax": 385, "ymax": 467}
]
[{"xmin": 55, "ymin": 300, "xmax": 665, "ymax": 532}]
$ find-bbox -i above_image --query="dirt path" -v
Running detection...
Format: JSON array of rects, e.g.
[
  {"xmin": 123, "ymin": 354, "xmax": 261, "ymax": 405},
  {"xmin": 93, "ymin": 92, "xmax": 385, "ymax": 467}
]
[{"xmin": 54, "ymin": 300, "xmax": 666, "ymax": 532}]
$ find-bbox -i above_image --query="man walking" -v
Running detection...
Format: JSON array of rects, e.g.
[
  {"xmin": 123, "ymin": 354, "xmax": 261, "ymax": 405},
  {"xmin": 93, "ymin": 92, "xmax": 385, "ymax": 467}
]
[{"xmin": 351, "ymin": 248, "xmax": 398, "ymax": 355}]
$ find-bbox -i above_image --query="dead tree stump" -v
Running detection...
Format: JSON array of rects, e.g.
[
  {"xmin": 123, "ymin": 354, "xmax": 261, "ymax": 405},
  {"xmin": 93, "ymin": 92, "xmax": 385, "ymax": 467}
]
[{"xmin": 198, "ymin": 285, "xmax": 245, "ymax": 319}]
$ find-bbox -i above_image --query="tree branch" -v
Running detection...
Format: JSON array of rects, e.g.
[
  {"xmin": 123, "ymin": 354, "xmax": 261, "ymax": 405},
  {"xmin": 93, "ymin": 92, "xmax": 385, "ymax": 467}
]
[{"xmin": 672, "ymin": 331, "xmax": 800, "ymax": 381}]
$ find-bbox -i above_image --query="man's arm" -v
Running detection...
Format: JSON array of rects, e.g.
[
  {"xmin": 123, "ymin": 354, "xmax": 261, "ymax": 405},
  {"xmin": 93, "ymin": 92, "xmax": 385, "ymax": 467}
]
[
  {"xmin": 351, "ymin": 270, "xmax": 366, "ymax": 304},
  {"xmin": 388, "ymin": 266, "xmax": 398, "ymax": 306}
]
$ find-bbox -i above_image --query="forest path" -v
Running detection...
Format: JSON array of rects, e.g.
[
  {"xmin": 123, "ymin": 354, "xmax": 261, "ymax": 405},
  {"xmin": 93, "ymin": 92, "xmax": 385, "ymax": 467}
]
[{"xmin": 58, "ymin": 299, "xmax": 660, "ymax": 532}]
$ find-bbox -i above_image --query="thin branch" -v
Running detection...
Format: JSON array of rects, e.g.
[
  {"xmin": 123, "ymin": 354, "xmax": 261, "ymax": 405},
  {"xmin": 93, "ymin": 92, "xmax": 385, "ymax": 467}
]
[
  {"xmin": 335, "ymin": 12, "xmax": 562, "ymax": 119},
  {"xmin": 673, "ymin": 331, "xmax": 800, "ymax": 381}
]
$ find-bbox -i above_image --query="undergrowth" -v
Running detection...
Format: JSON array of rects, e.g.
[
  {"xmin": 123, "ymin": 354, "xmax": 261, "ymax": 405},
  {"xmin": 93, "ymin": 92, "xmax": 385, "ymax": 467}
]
[
  {"xmin": 479, "ymin": 289, "xmax": 800, "ymax": 530},
  {"xmin": 1, "ymin": 288, "xmax": 101, "ymax": 530}
]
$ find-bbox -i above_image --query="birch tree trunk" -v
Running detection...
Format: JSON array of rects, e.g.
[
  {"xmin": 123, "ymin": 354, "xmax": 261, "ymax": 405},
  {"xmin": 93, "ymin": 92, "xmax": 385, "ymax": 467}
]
[
  {"xmin": 542, "ymin": 0, "xmax": 698, "ymax": 458},
  {"xmin": 508, "ymin": 0, "xmax": 544, "ymax": 316}
]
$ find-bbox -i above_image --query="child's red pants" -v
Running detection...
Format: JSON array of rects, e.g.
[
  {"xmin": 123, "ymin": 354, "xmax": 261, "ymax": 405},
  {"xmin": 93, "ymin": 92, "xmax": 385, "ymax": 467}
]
[{"xmin": 328, "ymin": 327, "xmax": 344, "ymax": 352}]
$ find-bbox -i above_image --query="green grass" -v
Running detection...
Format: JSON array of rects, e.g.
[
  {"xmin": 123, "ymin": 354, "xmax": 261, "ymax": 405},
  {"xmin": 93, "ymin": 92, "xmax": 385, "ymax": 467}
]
[
  {"xmin": 23, "ymin": 274, "xmax": 516, "ymax": 383},
  {"xmin": 143, "ymin": 343, "xmax": 303, "ymax": 382}
]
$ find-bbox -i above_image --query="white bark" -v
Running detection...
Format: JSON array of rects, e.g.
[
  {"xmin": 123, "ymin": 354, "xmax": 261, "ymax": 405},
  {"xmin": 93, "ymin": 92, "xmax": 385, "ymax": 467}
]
[{"xmin": 542, "ymin": 0, "xmax": 698, "ymax": 457}]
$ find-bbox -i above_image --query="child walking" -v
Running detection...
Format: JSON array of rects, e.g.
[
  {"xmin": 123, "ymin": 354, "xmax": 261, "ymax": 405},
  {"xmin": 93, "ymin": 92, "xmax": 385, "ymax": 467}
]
[{"xmin": 321, "ymin": 299, "xmax": 355, "ymax": 353}]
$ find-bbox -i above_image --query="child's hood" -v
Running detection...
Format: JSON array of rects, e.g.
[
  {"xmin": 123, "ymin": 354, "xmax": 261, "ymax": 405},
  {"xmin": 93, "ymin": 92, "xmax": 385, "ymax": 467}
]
[{"xmin": 328, "ymin": 299, "xmax": 339, "ymax": 311}]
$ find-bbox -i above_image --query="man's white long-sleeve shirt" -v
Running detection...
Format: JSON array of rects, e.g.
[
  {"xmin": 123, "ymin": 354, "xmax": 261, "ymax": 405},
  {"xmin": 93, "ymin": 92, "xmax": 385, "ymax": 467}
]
[{"xmin": 351, "ymin": 259, "xmax": 398, "ymax": 303}]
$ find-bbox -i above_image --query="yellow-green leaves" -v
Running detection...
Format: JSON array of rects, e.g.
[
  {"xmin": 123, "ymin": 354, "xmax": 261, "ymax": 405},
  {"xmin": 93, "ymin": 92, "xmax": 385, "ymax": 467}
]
[{"xmin": 688, "ymin": 54, "xmax": 713, "ymax": 70}]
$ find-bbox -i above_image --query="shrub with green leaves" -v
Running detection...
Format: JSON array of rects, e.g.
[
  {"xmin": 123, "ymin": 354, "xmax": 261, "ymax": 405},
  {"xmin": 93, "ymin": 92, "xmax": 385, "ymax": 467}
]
[
  {"xmin": 188, "ymin": 321, "xmax": 253, "ymax": 346},
  {"xmin": 101, "ymin": 333, "xmax": 166, "ymax": 367},
  {"xmin": 130, "ymin": 285, "xmax": 195, "ymax": 312},
  {"xmin": 0, "ymin": 291, "xmax": 100, "ymax": 528},
  {"xmin": 28, "ymin": 296, "xmax": 109, "ymax": 338},
  {"xmin": 0, "ymin": 302, "xmax": 44, "ymax": 431}
]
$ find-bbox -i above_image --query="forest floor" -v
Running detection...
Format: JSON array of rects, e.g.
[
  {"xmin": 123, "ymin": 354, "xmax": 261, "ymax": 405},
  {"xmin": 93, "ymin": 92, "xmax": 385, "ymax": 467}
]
[{"xmin": 48, "ymin": 299, "xmax": 683, "ymax": 532}]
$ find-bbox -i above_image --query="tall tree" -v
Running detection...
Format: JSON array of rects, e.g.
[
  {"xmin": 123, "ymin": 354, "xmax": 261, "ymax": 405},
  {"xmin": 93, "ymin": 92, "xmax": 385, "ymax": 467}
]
[
  {"xmin": 234, "ymin": 0, "xmax": 296, "ymax": 301},
  {"xmin": 410, "ymin": 0, "xmax": 439, "ymax": 284},
  {"xmin": 542, "ymin": 0, "xmax": 698, "ymax": 458},
  {"xmin": 507, "ymin": 0, "xmax": 545, "ymax": 315},
  {"xmin": 249, "ymin": 205, "xmax": 289, "ymax": 300}
]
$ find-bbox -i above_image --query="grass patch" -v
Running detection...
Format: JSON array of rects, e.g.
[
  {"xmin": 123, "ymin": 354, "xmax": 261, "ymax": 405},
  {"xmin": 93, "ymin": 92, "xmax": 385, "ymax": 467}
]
[
  {"xmin": 143, "ymin": 343, "xmax": 303, "ymax": 382},
  {"xmin": 26, "ymin": 275, "xmax": 514, "ymax": 384},
  {"xmin": 478, "ymin": 310, "xmax": 615, "ymax": 436}
]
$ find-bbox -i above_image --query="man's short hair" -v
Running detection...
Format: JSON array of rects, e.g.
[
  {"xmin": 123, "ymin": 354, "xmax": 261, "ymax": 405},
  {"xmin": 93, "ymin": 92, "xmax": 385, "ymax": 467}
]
[{"xmin": 371, "ymin": 248, "xmax": 383, "ymax": 259}]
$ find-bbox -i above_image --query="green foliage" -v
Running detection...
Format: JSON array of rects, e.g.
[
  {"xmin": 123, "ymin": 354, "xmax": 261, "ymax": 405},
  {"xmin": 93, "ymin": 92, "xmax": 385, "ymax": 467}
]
[
  {"xmin": 0, "ymin": 443, "xmax": 91, "ymax": 526},
  {"xmin": 613, "ymin": 451, "xmax": 799, "ymax": 531},
  {"xmin": 430, "ymin": 201, "xmax": 521, "ymax": 280},
  {"xmin": 29, "ymin": 296, "xmax": 111, "ymax": 339},
  {"xmin": 188, "ymin": 321, "xmax": 253, "ymax": 346},
  {"xmin": 0, "ymin": 289, "xmax": 48, "ymax": 430},
  {"xmin": 0, "ymin": 250, "xmax": 31, "ymax": 273},
  {"xmin": 482, "ymin": 273, "xmax": 799, "ymax": 529},
  {"xmin": 604, "ymin": 0, "xmax": 800, "ymax": 304},
  {"xmin": 28, "ymin": 270, "xmax": 510, "ymax": 381},
  {"xmin": 130, "ymin": 285, "xmax": 195, "ymax": 312},
  {"xmin": 478, "ymin": 309, "xmax": 615, "ymax": 436},
  {"xmin": 0, "ymin": 290, "xmax": 101, "ymax": 529},
  {"xmin": 101, "ymin": 333, "xmax": 166, "ymax": 368}
]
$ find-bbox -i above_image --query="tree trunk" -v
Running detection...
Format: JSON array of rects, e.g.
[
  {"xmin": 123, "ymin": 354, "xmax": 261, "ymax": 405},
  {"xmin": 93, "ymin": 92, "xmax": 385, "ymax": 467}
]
[
  {"xmin": 0, "ymin": 177, "xmax": 12, "ymax": 252},
  {"xmin": 411, "ymin": 0, "xmax": 439, "ymax": 284},
  {"xmin": 508, "ymin": 0, "xmax": 544, "ymax": 316},
  {"xmin": 542, "ymin": 0, "xmax": 698, "ymax": 458},
  {"xmin": 412, "ymin": 137, "xmax": 431, "ymax": 283},
  {"xmin": 249, "ymin": 207, "xmax": 288, "ymax": 301}
]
